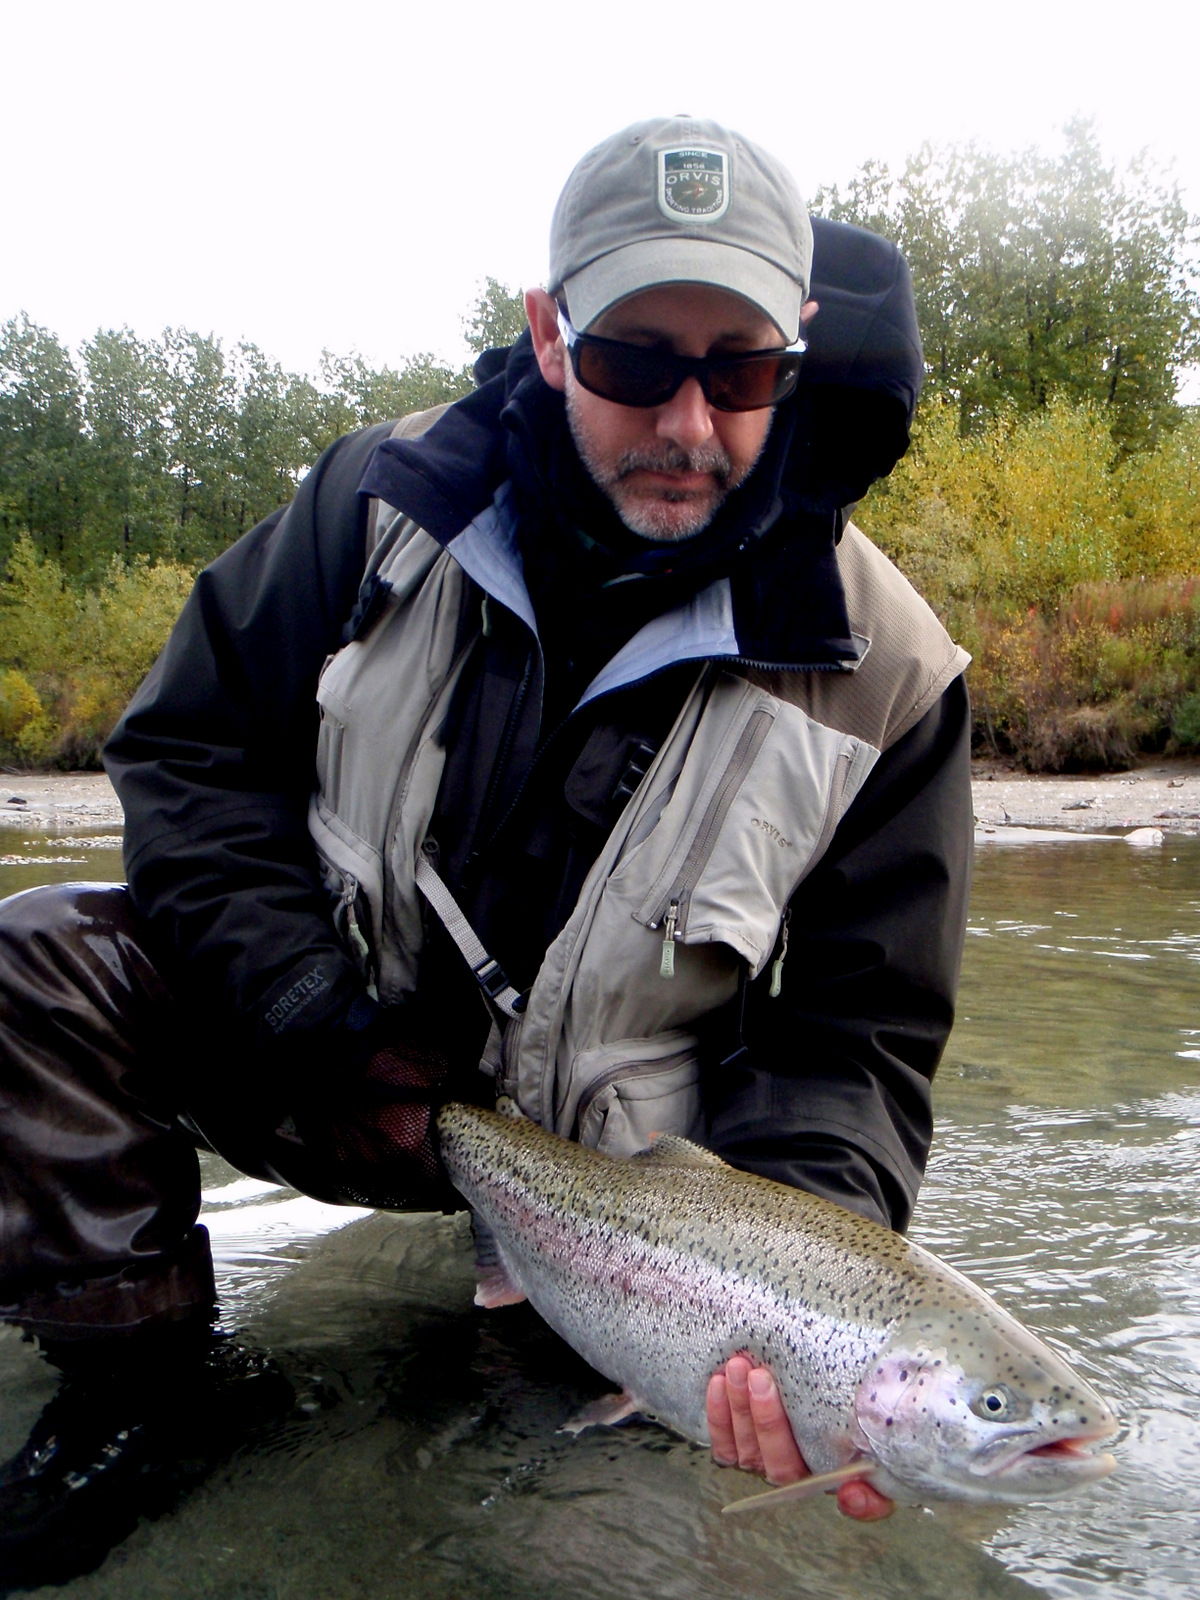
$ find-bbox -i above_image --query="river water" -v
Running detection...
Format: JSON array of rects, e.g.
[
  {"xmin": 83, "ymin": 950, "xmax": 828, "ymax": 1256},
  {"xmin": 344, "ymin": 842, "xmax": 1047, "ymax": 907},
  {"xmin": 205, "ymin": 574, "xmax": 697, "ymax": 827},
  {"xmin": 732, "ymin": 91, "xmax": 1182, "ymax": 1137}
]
[{"xmin": 0, "ymin": 827, "xmax": 1197, "ymax": 1600}]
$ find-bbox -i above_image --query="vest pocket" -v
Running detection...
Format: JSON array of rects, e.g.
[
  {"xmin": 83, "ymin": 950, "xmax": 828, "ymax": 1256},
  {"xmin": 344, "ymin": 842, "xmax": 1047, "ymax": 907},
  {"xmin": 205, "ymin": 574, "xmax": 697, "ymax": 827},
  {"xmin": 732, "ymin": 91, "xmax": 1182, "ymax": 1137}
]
[
  {"xmin": 571, "ymin": 1030, "xmax": 703, "ymax": 1157},
  {"xmin": 308, "ymin": 796, "xmax": 385, "ymax": 994},
  {"xmin": 628, "ymin": 693, "xmax": 877, "ymax": 977}
]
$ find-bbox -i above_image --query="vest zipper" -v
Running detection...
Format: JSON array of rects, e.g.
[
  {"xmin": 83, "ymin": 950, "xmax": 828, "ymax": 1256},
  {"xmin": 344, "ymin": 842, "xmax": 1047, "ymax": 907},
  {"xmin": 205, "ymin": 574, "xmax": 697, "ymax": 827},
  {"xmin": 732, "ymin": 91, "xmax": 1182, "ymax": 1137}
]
[
  {"xmin": 647, "ymin": 704, "xmax": 775, "ymax": 967},
  {"xmin": 479, "ymin": 652, "xmax": 839, "ymax": 870},
  {"xmin": 659, "ymin": 900, "xmax": 679, "ymax": 978},
  {"xmin": 768, "ymin": 907, "xmax": 791, "ymax": 998}
]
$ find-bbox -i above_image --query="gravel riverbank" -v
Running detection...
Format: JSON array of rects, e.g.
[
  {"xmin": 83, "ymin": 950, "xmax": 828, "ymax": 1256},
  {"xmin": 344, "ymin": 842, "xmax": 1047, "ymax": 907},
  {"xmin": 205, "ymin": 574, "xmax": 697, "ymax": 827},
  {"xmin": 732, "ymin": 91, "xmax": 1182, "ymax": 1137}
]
[
  {"xmin": 4, "ymin": 758, "xmax": 1200, "ymax": 840},
  {"xmin": 969, "ymin": 755, "xmax": 1200, "ymax": 838}
]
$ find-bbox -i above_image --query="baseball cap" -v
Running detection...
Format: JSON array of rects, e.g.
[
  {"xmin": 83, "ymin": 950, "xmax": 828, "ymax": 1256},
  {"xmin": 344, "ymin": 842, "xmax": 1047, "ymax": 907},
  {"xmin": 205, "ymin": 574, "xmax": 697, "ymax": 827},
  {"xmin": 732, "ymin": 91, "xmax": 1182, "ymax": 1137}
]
[{"xmin": 548, "ymin": 116, "xmax": 813, "ymax": 342}]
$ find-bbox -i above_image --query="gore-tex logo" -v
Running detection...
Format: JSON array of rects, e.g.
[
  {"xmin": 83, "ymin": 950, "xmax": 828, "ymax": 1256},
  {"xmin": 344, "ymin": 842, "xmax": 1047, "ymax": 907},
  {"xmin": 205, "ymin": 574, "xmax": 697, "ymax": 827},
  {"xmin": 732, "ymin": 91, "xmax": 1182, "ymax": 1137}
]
[{"xmin": 264, "ymin": 967, "xmax": 329, "ymax": 1033}]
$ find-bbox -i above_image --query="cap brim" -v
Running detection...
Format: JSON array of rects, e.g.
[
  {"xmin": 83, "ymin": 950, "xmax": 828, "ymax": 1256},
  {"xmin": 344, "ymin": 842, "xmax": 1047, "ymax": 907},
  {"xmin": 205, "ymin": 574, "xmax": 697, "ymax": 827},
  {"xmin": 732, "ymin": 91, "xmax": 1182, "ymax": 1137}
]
[{"xmin": 560, "ymin": 237, "xmax": 804, "ymax": 342}]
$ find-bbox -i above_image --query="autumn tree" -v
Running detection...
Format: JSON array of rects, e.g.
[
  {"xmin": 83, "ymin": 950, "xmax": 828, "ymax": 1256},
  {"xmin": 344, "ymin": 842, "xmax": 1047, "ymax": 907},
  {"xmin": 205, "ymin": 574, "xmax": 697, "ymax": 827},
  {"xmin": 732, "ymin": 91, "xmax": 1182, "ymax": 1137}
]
[
  {"xmin": 0, "ymin": 315, "xmax": 88, "ymax": 570},
  {"xmin": 463, "ymin": 276, "xmax": 528, "ymax": 356},
  {"xmin": 80, "ymin": 328, "xmax": 173, "ymax": 568},
  {"xmin": 814, "ymin": 122, "xmax": 1200, "ymax": 451}
]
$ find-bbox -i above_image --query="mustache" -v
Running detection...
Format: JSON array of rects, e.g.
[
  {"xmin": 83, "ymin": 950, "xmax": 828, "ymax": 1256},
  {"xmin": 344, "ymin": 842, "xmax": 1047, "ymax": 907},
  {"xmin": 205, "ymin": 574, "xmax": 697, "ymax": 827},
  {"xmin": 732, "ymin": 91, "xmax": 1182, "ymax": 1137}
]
[{"xmin": 614, "ymin": 443, "xmax": 734, "ymax": 485}]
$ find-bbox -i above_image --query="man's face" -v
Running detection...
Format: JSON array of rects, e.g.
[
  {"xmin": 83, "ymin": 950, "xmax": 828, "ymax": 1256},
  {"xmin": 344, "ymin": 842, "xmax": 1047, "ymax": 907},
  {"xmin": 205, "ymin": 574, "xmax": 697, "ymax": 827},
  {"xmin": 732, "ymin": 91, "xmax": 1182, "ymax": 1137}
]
[{"xmin": 541, "ymin": 284, "xmax": 784, "ymax": 543}]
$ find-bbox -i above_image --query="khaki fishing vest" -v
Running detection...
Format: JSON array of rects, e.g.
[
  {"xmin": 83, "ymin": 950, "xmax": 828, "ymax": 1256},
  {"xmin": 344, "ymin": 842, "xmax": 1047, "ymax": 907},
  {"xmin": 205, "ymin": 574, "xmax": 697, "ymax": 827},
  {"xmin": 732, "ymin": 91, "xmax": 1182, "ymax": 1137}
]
[{"xmin": 309, "ymin": 484, "xmax": 967, "ymax": 1159}]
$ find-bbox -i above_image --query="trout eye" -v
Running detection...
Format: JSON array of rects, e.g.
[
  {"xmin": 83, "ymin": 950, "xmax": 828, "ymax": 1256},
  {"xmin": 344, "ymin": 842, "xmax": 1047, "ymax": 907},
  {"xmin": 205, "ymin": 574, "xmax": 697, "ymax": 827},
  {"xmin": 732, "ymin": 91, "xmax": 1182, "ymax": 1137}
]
[{"xmin": 972, "ymin": 1384, "xmax": 1018, "ymax": 1422}]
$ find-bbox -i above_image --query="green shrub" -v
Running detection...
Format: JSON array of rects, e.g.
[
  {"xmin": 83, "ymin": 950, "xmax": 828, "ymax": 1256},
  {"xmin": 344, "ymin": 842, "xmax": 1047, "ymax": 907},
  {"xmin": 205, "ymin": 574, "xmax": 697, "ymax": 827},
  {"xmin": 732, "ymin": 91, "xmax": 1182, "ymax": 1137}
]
[
  {"xmin": 863, "ymin": 395, "xmax": 1198, "ymax": 618},
  {"xmin": 966, "ymin": 576, "xmax": 1200, "ymax": 768},
  {"xmin": 0, "ymin": 535, "xmax": 193, "ymax": 768},
  {"xmin": 1171, "ymin": 692, "xmax": 1200, "ymax": 751},
  {"xmin": 0, "ymin": 668, "xmax": 56, "ymax": 765}
]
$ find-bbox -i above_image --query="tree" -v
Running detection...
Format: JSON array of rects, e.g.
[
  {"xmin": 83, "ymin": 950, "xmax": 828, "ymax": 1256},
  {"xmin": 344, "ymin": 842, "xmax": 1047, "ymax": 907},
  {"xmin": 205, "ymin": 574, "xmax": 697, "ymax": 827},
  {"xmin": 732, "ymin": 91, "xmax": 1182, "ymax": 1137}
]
[
  {"xmin": 814, "ymin": 123, "xmax": 1200, "ymax": 452},
  {"xmin": 0, "ymin": 315, "xmax": 88, "ymax": 570},
  {"xmin": 81, "ymin": 328, "xmax": 173, "ymax": 569},
  {"xmin": 463, "ymin": 277, "xmax": 527, "ymax": 356},
  {"xmin": 161, "ymin": 328, "xmax": 238, "ymax": 562},
  {"xmin": 315, "ymin": 348, "xmax": 467, "ymax": 438},
  {"xmin": 226, "ymin": 342, "xmax": 314, "ymax": 536}
]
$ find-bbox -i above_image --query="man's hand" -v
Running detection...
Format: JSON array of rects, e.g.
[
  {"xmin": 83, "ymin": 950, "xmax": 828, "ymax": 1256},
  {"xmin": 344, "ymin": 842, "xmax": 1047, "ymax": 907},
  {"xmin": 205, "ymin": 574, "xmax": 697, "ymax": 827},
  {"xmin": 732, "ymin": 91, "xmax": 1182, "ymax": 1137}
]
[{"xmin": 706, "ymin": 1354, "xmax": 894, "ymax": 1521}]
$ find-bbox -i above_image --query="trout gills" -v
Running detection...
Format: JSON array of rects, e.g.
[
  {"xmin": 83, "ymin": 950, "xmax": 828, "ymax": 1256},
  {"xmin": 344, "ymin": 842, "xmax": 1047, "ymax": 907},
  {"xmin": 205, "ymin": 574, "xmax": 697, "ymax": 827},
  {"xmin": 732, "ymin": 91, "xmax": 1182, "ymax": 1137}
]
[{"xmin": 436, "ymin": 1102, "xmax": 1118, "ymax": 1509}]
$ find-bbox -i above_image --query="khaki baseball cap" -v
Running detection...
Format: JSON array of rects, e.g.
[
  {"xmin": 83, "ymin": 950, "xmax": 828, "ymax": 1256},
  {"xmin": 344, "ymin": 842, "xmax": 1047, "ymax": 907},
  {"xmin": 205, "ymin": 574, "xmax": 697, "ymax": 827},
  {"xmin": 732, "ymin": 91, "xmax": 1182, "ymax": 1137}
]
[{"xmin": 548, "ymin": 115, "xmax": 813, "ymax": 342}]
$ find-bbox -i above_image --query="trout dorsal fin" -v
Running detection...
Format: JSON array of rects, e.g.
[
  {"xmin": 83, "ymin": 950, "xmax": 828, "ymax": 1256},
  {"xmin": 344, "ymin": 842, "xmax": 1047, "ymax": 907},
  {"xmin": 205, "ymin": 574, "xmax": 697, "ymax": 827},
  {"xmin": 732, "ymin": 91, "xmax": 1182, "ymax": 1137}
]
[{"xmin": 633, "ymin": 1135, "xmax": 732, "ymax": 1170}]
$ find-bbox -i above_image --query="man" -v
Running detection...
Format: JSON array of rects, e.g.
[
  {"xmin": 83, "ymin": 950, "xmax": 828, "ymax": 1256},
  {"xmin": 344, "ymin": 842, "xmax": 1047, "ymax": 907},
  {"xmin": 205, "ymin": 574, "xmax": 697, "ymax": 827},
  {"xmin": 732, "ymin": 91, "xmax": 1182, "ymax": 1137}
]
[{"xmin": 0, "ymin": 116, "xmax": 972, "ymax": 1575}]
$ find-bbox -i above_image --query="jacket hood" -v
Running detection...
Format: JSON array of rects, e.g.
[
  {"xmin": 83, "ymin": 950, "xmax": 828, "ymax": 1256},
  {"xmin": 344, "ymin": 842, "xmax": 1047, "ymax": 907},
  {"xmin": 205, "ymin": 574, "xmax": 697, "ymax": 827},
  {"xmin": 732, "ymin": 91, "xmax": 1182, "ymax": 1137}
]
[
  {"xmin": 357, "ymin": 217, "xmax": 921, "ymax": 672},
  {"xmin": 789, "ymin": 216, "xmax": 923, "ymax": 514},
  {"xmin": 361, "ymin": 216, "xmax": 920, "ymax": 533}
]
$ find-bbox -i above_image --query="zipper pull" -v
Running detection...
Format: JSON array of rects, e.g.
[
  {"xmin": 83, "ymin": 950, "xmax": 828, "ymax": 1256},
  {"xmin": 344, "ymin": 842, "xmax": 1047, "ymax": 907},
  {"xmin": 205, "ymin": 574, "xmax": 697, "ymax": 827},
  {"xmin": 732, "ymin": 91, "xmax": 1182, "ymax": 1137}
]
[
  {"xmin": 659, "ymin": 900, "xmax": 679, "ymax": 979},
  {"xmin": 768, "ymin": 910, "xmax": 791, "ymax": 999},
  {"xmin": 341, "ymin": 877, "xmax": 379, "ymax": 1000},
  {"xmin": 341, "ymin": 877, "xmax": 368, "ymax": 960}
]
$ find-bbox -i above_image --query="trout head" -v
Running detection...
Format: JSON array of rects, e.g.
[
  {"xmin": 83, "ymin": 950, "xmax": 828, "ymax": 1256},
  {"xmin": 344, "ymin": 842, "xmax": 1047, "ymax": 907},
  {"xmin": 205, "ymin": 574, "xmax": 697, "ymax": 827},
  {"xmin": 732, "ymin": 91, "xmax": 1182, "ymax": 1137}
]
[{"xmin": 851, "ymin": 1318, "xmax": 1119, "ymax": 1504}]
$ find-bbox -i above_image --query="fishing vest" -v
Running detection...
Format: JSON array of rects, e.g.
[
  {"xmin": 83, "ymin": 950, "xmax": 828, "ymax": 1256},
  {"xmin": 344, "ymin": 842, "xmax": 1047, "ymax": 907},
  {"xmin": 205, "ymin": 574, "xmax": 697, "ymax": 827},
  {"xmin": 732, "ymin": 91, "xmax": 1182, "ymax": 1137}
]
[{"xmin": 309, "ymin": 481, "xmax": 968, "ymax": 1160}]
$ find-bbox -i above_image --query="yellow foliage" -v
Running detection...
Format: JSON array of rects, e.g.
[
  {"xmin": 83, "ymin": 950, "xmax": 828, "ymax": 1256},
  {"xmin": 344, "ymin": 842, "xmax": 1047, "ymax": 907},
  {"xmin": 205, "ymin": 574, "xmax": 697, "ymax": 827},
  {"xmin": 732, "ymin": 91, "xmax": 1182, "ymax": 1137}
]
[
  {"xmin": 0, "ymin": 534, "xmax": 194, "ymax": 767},
  {"xmin": 1111, "ymin": 411, "xmax": 1200, "ymax": 578},
  {"xmin": 861, "ymin": 395, "xmax": 1197, "ymax": 617},
  {"xmin": 0, "ymin": 669, "xmax": 42, "ymax": 740},
  {"xmin": 967, "ymin": 576, "xmax": 1200, "ymax": 768},
  {"xmin": 0, "ymin": 670, "xmax": 55, "ymax": 766}
]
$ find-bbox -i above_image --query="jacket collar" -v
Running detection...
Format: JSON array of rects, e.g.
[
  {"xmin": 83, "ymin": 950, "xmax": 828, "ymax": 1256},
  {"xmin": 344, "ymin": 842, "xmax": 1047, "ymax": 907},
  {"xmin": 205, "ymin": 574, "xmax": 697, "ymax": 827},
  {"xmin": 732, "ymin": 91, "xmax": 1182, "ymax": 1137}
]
[{"xmin": 359, "ymin": 336, "xmax": 862, "ymax": 677}]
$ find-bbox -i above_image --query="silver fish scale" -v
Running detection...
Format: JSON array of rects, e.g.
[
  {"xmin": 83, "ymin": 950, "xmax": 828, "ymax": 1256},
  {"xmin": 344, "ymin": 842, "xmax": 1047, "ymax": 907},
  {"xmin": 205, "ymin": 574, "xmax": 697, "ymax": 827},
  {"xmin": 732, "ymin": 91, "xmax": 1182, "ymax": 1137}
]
[
  {"xmin": 437, "ymin": 1104, "xmax": 1120, "ymax": 1502},
  {"xmin": 439, "ymin": 1105, "xmax": 951, "ymax": 1462}
]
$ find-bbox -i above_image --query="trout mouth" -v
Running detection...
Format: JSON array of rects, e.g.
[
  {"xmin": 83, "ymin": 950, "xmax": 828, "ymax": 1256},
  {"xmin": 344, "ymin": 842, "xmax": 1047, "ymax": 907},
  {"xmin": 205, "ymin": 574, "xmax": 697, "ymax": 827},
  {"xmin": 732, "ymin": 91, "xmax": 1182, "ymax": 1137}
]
[{"xmin": 975, "ymin": 1424, "xmax": 1119, "ymax": 1484}]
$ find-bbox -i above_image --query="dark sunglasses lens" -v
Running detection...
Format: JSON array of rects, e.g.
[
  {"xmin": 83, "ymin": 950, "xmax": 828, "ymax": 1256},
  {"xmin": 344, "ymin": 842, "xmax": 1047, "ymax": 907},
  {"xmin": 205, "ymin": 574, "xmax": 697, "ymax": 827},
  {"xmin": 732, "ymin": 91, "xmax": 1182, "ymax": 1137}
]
[
  {"xmin": 576, "ymin": 344, "xmax": 676, "ymax": 406},
  {"xmin": 571, "ymin": 338, "xmax": 804, "ymax": 411},
  {"xmin": 707, "ymin": 354, "xmax": 803, "ymax": 412}
]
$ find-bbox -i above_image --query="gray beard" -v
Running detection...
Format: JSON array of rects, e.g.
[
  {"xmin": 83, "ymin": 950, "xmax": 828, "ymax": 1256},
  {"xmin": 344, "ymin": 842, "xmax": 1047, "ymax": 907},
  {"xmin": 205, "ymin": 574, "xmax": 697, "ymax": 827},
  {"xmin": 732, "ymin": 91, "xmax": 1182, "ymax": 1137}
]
[{"xmin": 564, "ymin": 387, "xmax": 767, "ymax": 543}]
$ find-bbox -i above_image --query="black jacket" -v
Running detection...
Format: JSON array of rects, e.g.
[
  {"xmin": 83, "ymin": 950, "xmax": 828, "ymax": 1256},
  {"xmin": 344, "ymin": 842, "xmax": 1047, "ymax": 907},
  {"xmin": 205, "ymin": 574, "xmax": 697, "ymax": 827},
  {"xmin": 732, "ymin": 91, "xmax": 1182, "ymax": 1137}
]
[{"xmin": 105, "ymin": 218, "xmax": 972, "ymax": 1230}]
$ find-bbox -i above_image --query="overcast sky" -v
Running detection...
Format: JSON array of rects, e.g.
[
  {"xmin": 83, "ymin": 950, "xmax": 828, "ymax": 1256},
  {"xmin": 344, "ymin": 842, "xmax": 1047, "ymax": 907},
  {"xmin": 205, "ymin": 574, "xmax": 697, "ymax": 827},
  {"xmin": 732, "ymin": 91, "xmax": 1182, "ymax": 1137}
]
[{"xmin": 4, "ymin": 0, "xmax": 1198, "ymax": 379}]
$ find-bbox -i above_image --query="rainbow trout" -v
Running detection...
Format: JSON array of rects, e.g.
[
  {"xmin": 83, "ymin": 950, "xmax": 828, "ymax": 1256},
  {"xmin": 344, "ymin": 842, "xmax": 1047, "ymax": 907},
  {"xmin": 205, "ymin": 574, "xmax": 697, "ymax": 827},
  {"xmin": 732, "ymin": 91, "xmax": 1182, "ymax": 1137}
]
[{"xmin": 436, "ymin": 1102, "xmax": 1118, "ymax": 1509}]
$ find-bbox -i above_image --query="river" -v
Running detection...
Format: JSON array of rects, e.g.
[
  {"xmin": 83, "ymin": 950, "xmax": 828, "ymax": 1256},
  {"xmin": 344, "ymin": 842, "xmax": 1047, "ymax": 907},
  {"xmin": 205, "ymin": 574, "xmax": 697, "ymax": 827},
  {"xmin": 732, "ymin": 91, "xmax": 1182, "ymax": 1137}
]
[{"xmin": 0, "ymin": 829, "xmax": 1196, "ymax": 1599}]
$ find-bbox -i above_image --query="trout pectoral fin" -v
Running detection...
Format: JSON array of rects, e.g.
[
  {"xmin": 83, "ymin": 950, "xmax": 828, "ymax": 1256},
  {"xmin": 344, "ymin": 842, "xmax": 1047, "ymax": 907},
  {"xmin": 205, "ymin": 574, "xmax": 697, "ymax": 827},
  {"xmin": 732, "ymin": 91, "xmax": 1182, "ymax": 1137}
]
[
  {"xmin": 469, "ymin": 1211, "xmax": 527, "ymax": 1309},
  {"xmin": 473, "ymin": 1270, "xmax": 527, "ymax": 1309},
  {"xmin": 721, "ymin": 1461, "xmax": 877, "ymax": 1515},
  {"xmin": 560, "ymin": 1389, "xmax": 644, "ymax": 1434}
]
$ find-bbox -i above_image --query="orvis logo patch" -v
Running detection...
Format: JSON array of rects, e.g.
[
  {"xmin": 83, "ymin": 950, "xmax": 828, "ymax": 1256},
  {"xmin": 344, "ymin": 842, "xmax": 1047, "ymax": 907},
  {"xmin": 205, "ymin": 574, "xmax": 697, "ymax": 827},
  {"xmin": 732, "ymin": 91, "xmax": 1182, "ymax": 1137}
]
[{"xmin": 658, "ymin": 147, "xmax": 729, "ymax": 222}]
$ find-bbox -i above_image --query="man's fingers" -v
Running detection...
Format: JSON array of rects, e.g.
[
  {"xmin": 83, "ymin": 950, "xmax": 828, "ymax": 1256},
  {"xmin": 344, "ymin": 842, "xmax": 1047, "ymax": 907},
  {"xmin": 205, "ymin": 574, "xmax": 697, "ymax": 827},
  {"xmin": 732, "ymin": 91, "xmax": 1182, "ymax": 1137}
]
[
  {"xmin": 705, "ymin": 1372, "xmax": 738, "ymax": 1466},
  {"xmin": 721, "ymin": 1355, "xmax": 765, "ymax": 1472},
  {"xmin": 707, "ymin": 1357, "xmax": 897, "ymax": 1522},
  {"xmin": 837, "ymin": 1477, "xmax": 895, "ymax": 1521},
  {"xmin": 707, "ymin": 1355, "xmax": 806, "ymax": 1481},
  {"xmin": 744, "ymin": 1365, "xmax": 807, "ymax": 1485},
  {"xmin": 706, "ymin": 1356, "xmax": 762, "ymax": 1471}
]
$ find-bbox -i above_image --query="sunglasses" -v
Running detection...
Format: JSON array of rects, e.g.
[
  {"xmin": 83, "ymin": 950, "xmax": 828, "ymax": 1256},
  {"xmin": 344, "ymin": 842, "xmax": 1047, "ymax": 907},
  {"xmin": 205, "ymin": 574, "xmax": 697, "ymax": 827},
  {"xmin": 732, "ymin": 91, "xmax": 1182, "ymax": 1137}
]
[{"xmin": 556, "ymin": 308, "xmax": 806, "ymax": 414}]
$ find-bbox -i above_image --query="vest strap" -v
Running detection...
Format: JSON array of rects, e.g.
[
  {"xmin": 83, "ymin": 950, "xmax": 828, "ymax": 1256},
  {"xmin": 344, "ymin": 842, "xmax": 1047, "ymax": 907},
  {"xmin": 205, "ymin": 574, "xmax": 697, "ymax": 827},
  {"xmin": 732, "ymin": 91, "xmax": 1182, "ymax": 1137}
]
[{"xmin": 414, "ymin": 850, "xmax": 525, "ymax": 1019}]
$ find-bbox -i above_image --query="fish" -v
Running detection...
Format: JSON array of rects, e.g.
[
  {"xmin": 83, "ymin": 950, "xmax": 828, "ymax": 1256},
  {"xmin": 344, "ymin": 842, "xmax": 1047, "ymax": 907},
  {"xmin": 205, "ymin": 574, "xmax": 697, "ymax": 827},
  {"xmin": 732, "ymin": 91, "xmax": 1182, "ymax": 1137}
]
[{"xmin": 435, "ymin": 1101, "xmax": 1119, "ymax": 1510}]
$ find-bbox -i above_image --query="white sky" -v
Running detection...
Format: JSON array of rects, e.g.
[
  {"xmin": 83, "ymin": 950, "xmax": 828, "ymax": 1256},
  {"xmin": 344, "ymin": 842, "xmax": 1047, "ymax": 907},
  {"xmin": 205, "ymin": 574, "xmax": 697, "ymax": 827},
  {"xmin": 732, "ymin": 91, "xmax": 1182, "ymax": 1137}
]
[{"xmin": 4, "ymin": 0, "xmax": 1198, "ymax": 379}]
